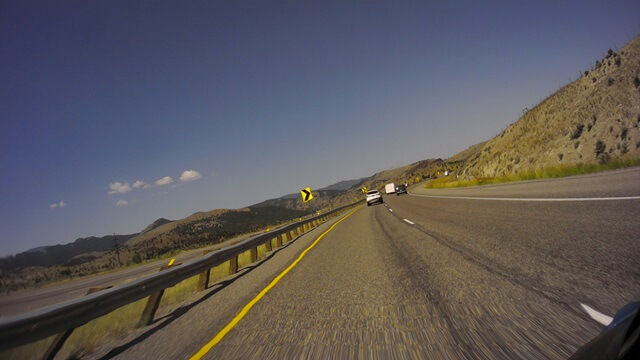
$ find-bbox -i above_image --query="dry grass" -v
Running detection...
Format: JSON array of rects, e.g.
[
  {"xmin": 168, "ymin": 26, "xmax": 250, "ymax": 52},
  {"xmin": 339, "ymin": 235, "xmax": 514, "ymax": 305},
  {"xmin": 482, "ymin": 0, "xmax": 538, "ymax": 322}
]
[
  {"xmin": 425, "ymin": 158, "xmax": 640, "ymax": 189},
  {"xmin": 456, "ymin": 36, "xmax": 640, "ymax": 180},
  {"xmin": 0, "ymin": 201, "xmax": 357, "ymax": 358},
  {"xmin": 0, "ymin": 297, "xmax": 148, "ymax": 359},
  {"xmin": 0, "ymin": 226, "xmax": 317, "ymax": 359}
]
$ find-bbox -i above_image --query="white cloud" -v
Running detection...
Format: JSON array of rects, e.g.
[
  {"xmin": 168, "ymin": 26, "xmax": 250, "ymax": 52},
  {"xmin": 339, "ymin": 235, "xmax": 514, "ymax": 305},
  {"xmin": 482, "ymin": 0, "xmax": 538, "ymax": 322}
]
[
  {"xmin": 116, "ymin": 199, "xmax": 128, "ymax": 207},
  {"xmin": 180, "ymin": 170, "xmax": 202, "ymax": 182},
  {"xmin": 108, "ymin": 182, "xmax": 131, "ymax": 194},
  {"xmin": 155, "ymin": 176, "xmax": 173, "ymax": 186},
  {"xmin": 49, "ymin": 201, "xmax": 66, "ymax": 209},
  {"xmin": 132, "ymin": 180, "xmax": 150, "ymax": 189}
]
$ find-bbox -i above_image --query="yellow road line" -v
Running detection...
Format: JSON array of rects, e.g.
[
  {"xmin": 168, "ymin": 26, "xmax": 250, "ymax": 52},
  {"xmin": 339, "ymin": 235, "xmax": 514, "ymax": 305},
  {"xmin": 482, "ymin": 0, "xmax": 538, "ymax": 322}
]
[{"xmin": 190, "ymin": 207, "xmax": 361, "ymax": 360}]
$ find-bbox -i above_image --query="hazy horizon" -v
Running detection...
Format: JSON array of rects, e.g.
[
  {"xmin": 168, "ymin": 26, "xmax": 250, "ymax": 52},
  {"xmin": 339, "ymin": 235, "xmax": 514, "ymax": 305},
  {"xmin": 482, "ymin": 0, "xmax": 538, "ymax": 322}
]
[{"xmin": 2, "ymin": 1, "xmax": 639, "ymax": 256}]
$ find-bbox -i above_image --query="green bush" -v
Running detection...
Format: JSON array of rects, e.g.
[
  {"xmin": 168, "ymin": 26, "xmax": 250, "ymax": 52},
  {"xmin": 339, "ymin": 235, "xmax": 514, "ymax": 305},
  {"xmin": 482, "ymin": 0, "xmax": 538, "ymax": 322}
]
[
  {"xmin": 570, "ymin": 124, "xmax": 584, "ymax": 140},
  {"xmin": 594, "ymin": 140, "xmax": 606, "ymax": 155}
]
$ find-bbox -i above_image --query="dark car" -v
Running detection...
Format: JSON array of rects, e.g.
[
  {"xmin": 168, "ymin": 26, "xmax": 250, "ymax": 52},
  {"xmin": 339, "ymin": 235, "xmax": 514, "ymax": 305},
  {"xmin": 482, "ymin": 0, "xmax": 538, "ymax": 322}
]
[{"xmin": 395, "ymin": 184, "xmax": 408, "ymax": 195}]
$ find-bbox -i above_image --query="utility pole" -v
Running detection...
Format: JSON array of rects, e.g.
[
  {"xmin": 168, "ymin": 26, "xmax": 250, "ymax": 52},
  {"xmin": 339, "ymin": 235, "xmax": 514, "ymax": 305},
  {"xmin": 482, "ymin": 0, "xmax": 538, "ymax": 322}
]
[{"xmin": 113, "ymin": 233, "xmax": 121, "ymax": 267}]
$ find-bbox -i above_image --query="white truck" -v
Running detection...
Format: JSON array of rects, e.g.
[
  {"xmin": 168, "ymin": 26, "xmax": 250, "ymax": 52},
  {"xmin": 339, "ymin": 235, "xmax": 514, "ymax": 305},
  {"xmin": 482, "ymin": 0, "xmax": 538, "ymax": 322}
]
[{"xmin": 385, "ymin": 183, "xmax": 396, "ymax": 194}]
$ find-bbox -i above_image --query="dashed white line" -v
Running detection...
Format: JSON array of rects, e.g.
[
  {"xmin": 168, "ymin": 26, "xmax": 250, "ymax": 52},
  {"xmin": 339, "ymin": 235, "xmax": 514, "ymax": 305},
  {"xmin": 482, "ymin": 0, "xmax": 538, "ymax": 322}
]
[
  {"xmin": 410, "ymin": 194, "xmax": 640, "ymax": 202},
  {"xmin": 389, "ymin": 209, "xmax": 393, "ymax": 212},
  {"xmin": 403, "ymin": 219, "xmax": 415, "ymax": 225},
  {"xmin": 581, "ymin": 303, "xmax": 613, "ymax": 326}
]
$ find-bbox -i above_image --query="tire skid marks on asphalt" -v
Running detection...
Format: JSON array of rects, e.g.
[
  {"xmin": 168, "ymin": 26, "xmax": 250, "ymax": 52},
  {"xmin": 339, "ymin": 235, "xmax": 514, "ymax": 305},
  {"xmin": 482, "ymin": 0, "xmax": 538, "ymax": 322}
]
[
  {"xmin": 384, "ymin": 205, "xmax": 585, "ymax": 318},
  {"xmin": 401, "ymin": 192, "xmax": 620, "ymax": 326}
]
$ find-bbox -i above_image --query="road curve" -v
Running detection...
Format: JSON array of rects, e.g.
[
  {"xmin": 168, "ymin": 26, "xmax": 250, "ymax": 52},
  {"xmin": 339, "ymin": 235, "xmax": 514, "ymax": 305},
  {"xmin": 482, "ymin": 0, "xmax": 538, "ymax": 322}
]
[{"xmin": 86, "ymin": 168, "xmax": 639, "ymax": 359}]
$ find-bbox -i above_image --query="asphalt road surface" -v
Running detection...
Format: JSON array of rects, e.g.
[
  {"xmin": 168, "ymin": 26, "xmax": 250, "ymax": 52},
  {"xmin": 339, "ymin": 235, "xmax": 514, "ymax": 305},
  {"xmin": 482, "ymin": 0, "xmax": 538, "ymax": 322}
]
[{"xmin": 15, "ymin": 168, "xmax": 640, "ymax": 359}]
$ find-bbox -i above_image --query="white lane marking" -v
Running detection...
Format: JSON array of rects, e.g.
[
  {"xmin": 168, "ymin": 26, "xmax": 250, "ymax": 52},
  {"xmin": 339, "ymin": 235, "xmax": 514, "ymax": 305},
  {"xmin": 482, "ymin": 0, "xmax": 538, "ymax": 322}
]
[
  {"xmin": 403, "ymin": 219, "xmax": 415, "ymax": 225},
  {"xmin": 410, "ymin": 194, "xmax": 640, "ymax": 202},
  {"xmin": 389, "ymin": 209, "xmax": 393, "ymax": 212},
  {"xmin": 581, "ymin": 303, "xmax": 613, "ymax": 326}
]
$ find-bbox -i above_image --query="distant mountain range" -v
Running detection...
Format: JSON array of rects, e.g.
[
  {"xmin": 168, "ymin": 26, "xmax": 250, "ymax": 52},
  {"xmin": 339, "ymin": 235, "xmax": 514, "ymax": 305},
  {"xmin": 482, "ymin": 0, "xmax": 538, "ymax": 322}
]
[
  {"xmin": 140, "ymin": 218, "xmax": 174, "ymax": 234},
  {"xmin": 0, "ymin": 173, "xmax": 394, "ymax": 274},
  {"xmin": 318, "ymin": 177, "xmax": 370, "ymax": 191},
  {"xmin": 0, "ymin": 234, "xmax": 138, "ymax": 271}
]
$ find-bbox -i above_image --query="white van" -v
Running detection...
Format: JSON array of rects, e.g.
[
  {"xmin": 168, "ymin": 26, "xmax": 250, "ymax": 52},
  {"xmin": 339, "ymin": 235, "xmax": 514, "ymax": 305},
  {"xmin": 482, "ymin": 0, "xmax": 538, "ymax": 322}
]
[{"xmin": 385, "ymin": 183, "xmax": 395, "ymax": 194}]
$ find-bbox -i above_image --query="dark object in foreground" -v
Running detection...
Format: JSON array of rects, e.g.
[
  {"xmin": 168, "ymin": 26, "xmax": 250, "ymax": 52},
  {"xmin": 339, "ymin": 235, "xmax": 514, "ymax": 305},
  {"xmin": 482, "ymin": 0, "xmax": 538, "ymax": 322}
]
[{"xmin": 571, "ymin": 302, "xmax": 640, "ymax": 359}]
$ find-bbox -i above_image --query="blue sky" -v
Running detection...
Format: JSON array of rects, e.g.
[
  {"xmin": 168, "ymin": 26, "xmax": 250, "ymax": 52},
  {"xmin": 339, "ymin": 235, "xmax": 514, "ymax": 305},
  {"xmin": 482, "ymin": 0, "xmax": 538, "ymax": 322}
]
[{"xmin": 1, "ymin": 1, "xmax": 638, "ymax": 256}]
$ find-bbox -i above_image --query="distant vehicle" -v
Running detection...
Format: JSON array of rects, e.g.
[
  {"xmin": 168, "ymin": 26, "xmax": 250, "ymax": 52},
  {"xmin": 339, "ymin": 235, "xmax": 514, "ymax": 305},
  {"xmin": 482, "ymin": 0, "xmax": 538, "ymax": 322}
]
[
  {"xmin": 385, "ymin": 183, "xmax": 395, "ymax": 194},
  {"xmin": 366, "ymin": 190, "xmax": 383, "ymax": 206},
  {"xmin": 395, "ymin": 184, "xmax": 408, "ymax": 195}
]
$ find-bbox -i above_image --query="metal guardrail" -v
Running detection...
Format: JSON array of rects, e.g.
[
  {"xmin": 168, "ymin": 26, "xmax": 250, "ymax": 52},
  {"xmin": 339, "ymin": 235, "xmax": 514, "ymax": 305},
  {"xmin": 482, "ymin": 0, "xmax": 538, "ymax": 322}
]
[{"xmin": 0, "ymin": 201, "xmax": 361, "ymax": 351}]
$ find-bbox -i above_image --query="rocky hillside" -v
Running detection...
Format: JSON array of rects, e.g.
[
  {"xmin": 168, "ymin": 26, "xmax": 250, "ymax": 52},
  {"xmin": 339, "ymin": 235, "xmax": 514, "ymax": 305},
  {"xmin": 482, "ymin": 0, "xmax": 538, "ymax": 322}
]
[
  {"xmin": 140, "ymin": 218, "xmax": 174, "ymax": 234},
  {"xmin": 459, "ymin": 36, "xmax": 640, "ymax": 178}
]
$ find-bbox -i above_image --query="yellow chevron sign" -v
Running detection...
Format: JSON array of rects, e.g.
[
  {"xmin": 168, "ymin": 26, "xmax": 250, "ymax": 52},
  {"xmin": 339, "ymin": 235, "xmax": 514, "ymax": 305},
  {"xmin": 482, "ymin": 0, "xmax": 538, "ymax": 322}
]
[
  {"xmin": 361, "ymin": 186, "xmax": 368, "ymax": 194},
  {"xmin": 300, "ymin": 188, "xmax": 313, "ymax": 202}
]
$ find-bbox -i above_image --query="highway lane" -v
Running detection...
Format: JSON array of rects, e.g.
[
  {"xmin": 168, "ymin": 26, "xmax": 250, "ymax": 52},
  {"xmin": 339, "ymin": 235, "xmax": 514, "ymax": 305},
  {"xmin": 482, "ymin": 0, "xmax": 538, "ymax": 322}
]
[
  {"xmin": 406, "ymin": 168, "xmax": 640, "ymax": 317},
  {"xmin": 4, "ymin": 168, "xmax": 635, "ymax": 317},
  {"xmin": 409, "ymin": 166, "xmax": 640, "ymax": 199},
  {"xmin": 89, "ymin": 168, "xmax": 639, "ymax": 359},
  {"xmin": 89, "ymin": 212, "xmax": 355, "ymax": 359}
]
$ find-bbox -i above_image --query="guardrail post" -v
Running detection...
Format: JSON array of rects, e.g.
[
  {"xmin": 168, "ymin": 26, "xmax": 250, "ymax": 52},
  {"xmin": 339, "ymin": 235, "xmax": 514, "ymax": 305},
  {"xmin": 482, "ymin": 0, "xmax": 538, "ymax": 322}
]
[
  {"xmin": 265, "ymin": 238, "xmax": 273, "ymax": 252},
  {"xmin": 250, "ymin": 247, "xmax": 258, "ymax": 262},
  {"xmin": 197, "ymin": 250, "xmax": 214, "ymax": 291},
  {"xmin": 276, "ymin": 234, "xmax": 283, "ymax": 247},
  {"xmin": 43, "ymin": 286, "xmax": 112, "ymax": 360},
  {"xmin": 138, "ymin": 262, "xmax": 181, "ymax": 328},
  {"xmin": 229, "ymin": 255, "xmax": 239, "ymax": 274}
]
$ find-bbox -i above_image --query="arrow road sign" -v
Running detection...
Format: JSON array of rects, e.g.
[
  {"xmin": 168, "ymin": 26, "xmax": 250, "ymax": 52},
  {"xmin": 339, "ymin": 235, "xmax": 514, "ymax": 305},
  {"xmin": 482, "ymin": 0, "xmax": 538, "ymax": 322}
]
[
  {"xmin": 361, "ymin": 186, "xmax": 368, "ymax": 194},
  {"xmin": 300, "ymin": 188, "xmax": 313, "ymax": 203}
]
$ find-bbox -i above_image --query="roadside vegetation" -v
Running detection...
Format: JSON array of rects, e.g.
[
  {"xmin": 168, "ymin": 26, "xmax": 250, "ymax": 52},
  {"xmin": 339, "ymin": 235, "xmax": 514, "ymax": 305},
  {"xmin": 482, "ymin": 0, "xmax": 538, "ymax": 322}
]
[
  {"xmin": 0, "ymin": 234, "xmax": 284, "ymax": 359},
  {"xmin": 0, "ymin": 206, "xmax": 311, "ymax": 294},
  {"xmin": 424, "ymin": 157, "xmax": 640, "ymax": 189},
  {"xmin": 1, "ymin": 250, "xmax": 257, "ymax": 359}
]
